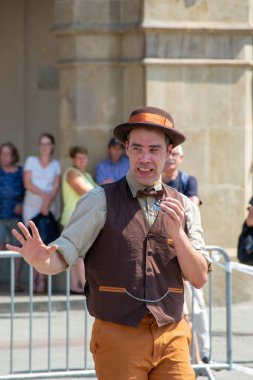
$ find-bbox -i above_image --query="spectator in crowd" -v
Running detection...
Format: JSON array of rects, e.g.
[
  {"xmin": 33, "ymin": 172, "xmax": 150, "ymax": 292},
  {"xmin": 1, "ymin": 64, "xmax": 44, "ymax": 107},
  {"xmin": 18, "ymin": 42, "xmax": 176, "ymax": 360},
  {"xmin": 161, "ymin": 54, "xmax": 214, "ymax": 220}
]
[
  {"xmin": 95, "ymin": 137, "xmax": 129, "ymax": 184},
  {"xmin": 23, "ymin": 133, "xmax": 61, "ymax": 293},
  {"xmin": 0, "ymin": 142, "xmax": 24, "ymax": 291},
  {"xmin": 162, "ymin": 145, "xmax": 210, "ymax": 364},
  {"xmin": 162, "ymin": 145, "xmax": 200, "ymax": 206},
  {"xmin": 61, "ymin": 146, "xmax": 96, "ymax": 294},
  {"xmin": 8, "ymin": 106, "xmax": 210, "ymax": 380}
]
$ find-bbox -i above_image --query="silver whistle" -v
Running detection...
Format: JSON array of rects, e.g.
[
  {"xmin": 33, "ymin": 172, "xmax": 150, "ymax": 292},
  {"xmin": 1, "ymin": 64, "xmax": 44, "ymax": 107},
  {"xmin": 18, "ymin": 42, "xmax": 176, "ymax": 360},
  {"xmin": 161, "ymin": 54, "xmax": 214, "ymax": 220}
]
[{"xmin": 153, "ymin": 199, "xmax": 163, "ymax": 212}]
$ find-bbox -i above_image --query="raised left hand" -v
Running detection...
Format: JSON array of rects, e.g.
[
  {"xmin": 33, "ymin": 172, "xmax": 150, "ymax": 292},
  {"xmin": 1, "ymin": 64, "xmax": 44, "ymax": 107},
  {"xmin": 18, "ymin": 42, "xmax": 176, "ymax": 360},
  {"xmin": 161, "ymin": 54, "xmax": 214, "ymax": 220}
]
[{"xmin": 159, "ymin": 197, "xmax": 185, "ymax": 237}]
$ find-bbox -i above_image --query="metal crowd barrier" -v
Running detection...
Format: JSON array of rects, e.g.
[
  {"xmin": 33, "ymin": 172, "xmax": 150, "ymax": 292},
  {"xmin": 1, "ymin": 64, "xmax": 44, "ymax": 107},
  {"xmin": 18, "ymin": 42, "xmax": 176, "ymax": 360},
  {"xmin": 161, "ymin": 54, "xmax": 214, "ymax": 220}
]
[
  {"xmin": 0, "ymin": 247, "xmax": 239, "ymax": 379},
  {"xmin": 191, "ymin": 246, "xmax": 232, "ymax": 379},
  {"xmin": 0, "ymin": 251, "xmax": 96, "ymax": 379}
]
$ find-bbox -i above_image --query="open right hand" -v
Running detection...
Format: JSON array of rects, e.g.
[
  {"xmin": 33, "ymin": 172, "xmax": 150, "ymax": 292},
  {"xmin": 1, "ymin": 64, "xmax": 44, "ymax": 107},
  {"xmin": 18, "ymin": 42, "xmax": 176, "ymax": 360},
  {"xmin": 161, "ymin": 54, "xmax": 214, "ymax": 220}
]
[{"xmin": 6, "ymin": 221, "xmax": 58, "ymax": 270}]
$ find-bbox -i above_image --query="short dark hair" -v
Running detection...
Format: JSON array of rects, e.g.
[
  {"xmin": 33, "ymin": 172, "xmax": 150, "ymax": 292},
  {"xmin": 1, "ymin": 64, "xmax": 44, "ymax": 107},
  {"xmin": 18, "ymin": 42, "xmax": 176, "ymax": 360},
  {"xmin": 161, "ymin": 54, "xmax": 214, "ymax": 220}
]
[
  {"xmin": 69, "ymin": 146, "xmax": 88, "ymax": 158},
  {"xmin": 0, "ymin": 142, "xmax": 20, "ymax": 164},
  {"xmin": 39, "ymin": 133, "xmax": 55, "ymax": 145}
]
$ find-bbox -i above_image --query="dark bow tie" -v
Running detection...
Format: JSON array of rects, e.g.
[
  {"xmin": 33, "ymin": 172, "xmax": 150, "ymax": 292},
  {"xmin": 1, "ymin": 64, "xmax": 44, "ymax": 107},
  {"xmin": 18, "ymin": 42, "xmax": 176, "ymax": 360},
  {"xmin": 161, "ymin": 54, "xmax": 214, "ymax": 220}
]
[{"xmin": 136, "ymin": 187, "xmax": 165, "ymax": 198}]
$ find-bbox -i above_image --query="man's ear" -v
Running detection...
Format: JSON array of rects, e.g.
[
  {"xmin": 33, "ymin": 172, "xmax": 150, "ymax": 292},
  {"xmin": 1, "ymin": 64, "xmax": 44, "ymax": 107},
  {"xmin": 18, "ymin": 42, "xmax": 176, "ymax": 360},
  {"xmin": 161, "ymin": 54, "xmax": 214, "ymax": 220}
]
[
  {"xmin": 125, "ymin": 140, "xmax": 129, "ymax": 157},
  {"xmin": 167, "ymin": 144, "xmax": 173, "ymax": 158}
]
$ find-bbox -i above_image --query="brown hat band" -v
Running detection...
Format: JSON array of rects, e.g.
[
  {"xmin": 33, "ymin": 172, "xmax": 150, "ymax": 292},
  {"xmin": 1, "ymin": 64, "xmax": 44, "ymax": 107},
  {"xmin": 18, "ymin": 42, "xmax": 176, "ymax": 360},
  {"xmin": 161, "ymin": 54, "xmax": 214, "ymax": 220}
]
[{"xmin": 129, "ymin": 112, "xmax": 174, "ymax": 129}]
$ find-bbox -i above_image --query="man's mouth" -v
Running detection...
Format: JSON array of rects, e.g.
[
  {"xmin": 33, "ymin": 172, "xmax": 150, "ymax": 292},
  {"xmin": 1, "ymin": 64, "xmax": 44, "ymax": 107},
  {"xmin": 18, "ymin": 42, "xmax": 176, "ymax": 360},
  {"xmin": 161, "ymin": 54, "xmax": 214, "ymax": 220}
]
[{"xmin": 138, "ymin": 168, "xmax": 153, "ymax": 173}]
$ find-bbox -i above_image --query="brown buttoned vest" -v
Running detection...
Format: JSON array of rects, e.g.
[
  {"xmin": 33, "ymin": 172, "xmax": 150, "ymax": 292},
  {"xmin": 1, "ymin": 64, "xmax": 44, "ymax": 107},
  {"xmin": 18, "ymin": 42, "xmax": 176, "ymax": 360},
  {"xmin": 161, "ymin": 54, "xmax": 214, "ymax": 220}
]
[{"xmin": 84, "ymin": 177, "xmax": 185, "ymax": 327}]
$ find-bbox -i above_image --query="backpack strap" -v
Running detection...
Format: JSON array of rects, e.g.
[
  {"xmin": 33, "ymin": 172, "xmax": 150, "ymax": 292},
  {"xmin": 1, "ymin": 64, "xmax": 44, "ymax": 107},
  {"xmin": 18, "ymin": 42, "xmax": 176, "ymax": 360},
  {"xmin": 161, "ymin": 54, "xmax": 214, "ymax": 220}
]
[{"xmin": 180, "ymin": 172, "xmax": 189, "ymax": 193}]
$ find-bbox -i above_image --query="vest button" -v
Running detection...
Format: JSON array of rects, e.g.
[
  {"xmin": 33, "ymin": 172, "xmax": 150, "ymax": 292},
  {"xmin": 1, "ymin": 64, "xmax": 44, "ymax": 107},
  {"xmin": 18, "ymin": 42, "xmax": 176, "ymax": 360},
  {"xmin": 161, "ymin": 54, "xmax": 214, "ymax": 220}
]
[
  {"xmin": 146, "ymin": 283, "xmax": 153, "ymax": 288},
  {"xmin": 147, "ymin": 235, "xmax": 152, "ymax": 241},
  {"xmin": 147, "ymin": 267, "xmax": 152, "ymax": 273}
]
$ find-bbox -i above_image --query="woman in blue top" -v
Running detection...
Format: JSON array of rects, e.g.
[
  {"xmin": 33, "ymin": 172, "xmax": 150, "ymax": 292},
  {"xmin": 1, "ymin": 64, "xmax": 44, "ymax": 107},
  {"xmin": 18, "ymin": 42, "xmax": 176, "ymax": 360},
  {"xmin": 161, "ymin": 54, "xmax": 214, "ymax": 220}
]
[{"xmin": 0, "ymin": 142, "xmax": 24, "ymax": 291}]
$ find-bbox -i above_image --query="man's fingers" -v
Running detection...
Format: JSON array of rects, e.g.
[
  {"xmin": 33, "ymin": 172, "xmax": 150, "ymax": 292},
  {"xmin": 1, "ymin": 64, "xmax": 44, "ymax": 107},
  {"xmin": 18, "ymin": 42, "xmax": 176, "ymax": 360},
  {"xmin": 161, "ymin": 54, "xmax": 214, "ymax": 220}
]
[
  {"xmin": 12, "ymin": 229, "xmax": 26, "ymax": 245},
  {"xmin": 6, "ymin": 244, "xmax": 22, "ymax": 254},
  {"xmin": 161, "ymin": 200, "xmax": 183, "ymax": 215},
  {"xmin": 160, "ymin": 203, "xmax": 178, "ymax": 221},
  {"xmin": 17, "ymin": 222, "xmax": 31, "ymax": 240},
  {"xmin": 163, "ymin": 197, "xmax": 184, "ymax": 210},
  {"xmin": 28, "ymin": 221, "xmax": 40, "ymax": 239},
  {"xmin": 160, "ymin": 200, "xmax": 184, "ymax": 223}
]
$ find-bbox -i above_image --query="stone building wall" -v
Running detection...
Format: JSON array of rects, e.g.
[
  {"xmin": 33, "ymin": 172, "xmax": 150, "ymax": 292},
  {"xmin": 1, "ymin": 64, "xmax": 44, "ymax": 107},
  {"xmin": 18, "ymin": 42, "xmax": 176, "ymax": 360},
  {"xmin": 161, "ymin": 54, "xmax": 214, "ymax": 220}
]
[
  {"xmin": 0, "ymin": 0, "xmax": 252, "ymax": 250},
  {"xmin": 54, "ymin": 0, "xmax": 253, "ymax": 248},
  {"xmin": 0, "ymin": 0, "xmax": 60, "ymax": 161}
]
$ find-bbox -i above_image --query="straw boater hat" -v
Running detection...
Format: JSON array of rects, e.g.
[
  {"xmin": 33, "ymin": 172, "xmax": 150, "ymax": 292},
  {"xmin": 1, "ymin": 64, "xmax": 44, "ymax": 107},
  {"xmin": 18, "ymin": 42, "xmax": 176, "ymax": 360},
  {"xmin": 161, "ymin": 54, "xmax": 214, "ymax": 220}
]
[{"xmin": 113, "ymin": 106, "xmax": 186, "ymax": 148}]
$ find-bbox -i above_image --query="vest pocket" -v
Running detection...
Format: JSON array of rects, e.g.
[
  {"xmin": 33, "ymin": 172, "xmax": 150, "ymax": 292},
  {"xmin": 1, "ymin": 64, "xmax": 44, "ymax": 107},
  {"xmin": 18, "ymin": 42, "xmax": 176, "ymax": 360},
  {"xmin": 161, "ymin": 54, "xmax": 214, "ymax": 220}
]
[{"xmin": 99, "ymin": 286, "xmax": 126, "ymax": 293}]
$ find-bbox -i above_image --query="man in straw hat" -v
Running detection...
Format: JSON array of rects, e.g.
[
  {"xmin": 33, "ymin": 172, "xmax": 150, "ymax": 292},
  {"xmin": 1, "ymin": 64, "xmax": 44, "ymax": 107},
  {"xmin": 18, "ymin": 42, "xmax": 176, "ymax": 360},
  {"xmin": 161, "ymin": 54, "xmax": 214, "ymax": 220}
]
[{"xmin": 7, "ymin": 106, "xmax": 211, "ymax": 379}]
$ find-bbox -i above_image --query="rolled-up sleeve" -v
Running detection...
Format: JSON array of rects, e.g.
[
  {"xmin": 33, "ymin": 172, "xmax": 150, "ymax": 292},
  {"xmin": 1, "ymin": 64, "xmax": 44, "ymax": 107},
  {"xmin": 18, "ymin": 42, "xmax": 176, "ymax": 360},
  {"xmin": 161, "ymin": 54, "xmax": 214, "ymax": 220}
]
[
  {"xmin": 182, "ymin": 195, "xmax": 212, "ymax": 271},
  {"xmin": 50, "ymin": 186, "xmax": 106, "ymax": 269}
]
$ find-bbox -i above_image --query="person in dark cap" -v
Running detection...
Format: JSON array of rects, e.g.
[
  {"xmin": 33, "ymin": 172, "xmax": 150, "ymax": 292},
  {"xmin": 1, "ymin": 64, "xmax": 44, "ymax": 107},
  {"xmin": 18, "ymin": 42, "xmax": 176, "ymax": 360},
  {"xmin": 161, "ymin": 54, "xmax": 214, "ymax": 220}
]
[
  {"xmin": 7, "ymin": 106, "xmax": 211, "ymax": 380},
  {"xmin": 95, "ymin": 137, "xmax": 129, "ymax": 185}
]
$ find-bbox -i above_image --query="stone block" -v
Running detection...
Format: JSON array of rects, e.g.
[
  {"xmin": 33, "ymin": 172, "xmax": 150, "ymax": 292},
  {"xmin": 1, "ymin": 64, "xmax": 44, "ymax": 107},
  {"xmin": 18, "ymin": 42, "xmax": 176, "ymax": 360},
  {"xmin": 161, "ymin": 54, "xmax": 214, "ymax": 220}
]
[
  {"xmin": 75, "ymin": 34, "xmax": 122, "ymax": 60},
  {"xmin": 60, "ymin": 126, "xmax": 78, "ymax": 166},
  {"xmin": 208, "ymin": 128, "xmax": 244, "ymax": 185},
  {"xmin": 179, "ymin": 128, "xmax": 209, "ymax": 187},
  {"xmin": 37, "ymin": 65, "xmax": 59, "ymax": 90},
  {"xmin": 72, "ymin": 0, "xmax": 142, "ymax": 25},
  {"xmin": 144, "ymin": 0, "xmax": 250, "ymax": 23},
  {"xmin": 146, "ymin": 66, "xmax": 248, "ymax": 130},
  {"xmin": 201, "ymin": 186, "xmax": 245, "ymax": 247},
  {"xmin": 119, "ymin": 0, "xmax": 143, "ymax": 24},
  {"xmin": 123, "ymin": 65, "xmax": 145, "ymax": 119},
  {"xmin": 144, "ymin": 0, "xmax": 209, "ymax": 23},
  {"xmin": 146, "ymin": 33, "xmax": 248, "ymax": 60},
  {"xmin": 54, "ymin": 0, "xmax": 75, "ymax": 25},
  {"xmin": 74, "ymin": 66, "xmax": 123, "ymax": 128},
  {"xmin": 209, "ymin": 0, "xmax": 250, "ymax": 23},
  {"xmin": 59, "ymin": 67, "xmax": 77, "ymax": 98},
  {"xmin": 58, "ymin": 35, "xmax": 76, "ymax": 62},
  {"xmin": 122, "ymin": 32, "xmax": 144, "ymax": 60}
]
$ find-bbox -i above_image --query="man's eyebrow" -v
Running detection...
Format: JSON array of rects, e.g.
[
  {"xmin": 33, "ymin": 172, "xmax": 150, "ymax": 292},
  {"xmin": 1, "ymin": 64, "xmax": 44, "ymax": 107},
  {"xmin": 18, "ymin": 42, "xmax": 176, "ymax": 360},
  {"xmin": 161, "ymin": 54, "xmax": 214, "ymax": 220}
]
[
  {"xmin": 131, "ymin": 142, "xmax": 162, "ymax": 148},
  {"xmin": 149, "ymin": 144, "xmax": 162, "ymax": 148},
  {"xmin": 131, "ymin": 142, "xmax": 142, "ymax": 147}
]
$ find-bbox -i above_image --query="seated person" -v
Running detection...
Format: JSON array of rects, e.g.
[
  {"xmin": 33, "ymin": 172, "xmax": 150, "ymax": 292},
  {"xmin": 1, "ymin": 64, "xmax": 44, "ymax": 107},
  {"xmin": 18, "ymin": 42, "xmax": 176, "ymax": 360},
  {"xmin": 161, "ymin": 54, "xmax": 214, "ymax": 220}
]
[{"xmin": 96, "ymin": 137, "xmax": 129, "ymax": 185}]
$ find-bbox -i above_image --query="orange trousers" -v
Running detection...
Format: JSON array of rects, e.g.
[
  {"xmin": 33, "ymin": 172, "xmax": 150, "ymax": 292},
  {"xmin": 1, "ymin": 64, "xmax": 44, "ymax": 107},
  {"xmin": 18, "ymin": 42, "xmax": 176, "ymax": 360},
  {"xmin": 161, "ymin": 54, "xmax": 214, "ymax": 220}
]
[{"xmin": 90, "ymin": 314, "xmax": 195, "ymax": 380}]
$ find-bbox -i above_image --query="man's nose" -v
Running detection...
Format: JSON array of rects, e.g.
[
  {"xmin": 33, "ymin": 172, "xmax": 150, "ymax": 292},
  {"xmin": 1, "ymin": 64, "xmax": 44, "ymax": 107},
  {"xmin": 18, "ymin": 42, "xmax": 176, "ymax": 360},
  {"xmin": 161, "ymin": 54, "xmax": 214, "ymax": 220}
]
[{"xmin": 140, "ymin": 151, "xmax": 151, "ymax": 163}]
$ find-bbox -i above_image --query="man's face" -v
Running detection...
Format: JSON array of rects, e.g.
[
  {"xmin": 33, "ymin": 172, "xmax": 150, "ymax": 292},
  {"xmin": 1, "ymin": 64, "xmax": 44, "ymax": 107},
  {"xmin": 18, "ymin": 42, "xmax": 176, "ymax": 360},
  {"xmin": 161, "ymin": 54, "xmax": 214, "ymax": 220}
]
[
  {"xmin": 125, "ymin": 127, "xmax": 168, "ymax": 186},
  {"xmin": 164, "ymin": 146, "xmax": 183, "ymax": 170},
  {"xmin": 108, "ymin": 144, "xmax": 124, "ymax": 162}
]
